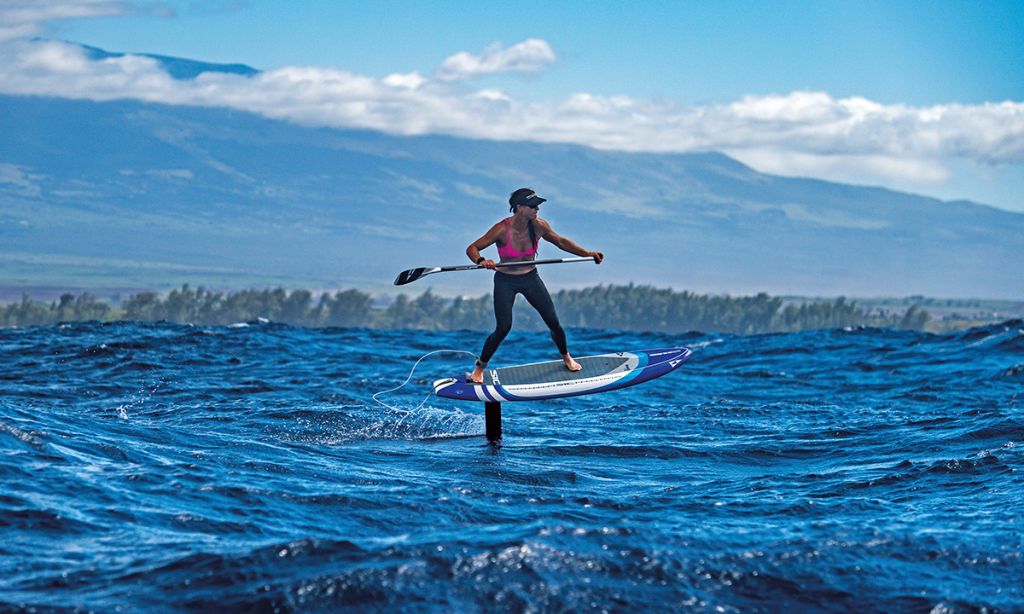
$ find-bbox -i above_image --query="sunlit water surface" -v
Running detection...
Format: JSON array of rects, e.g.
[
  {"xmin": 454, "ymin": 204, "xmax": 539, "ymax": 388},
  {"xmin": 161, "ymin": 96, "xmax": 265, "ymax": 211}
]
[{"xmin": 1, "ymin": 321, "xmax": 1022, "ymax": 611}]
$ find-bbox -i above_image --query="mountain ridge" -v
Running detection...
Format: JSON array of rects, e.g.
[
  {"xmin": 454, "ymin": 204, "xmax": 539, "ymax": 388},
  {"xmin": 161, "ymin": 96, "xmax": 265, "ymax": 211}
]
[
  {"xmin": 1, "ymin": 56, "xmax": 1021, "ymax": 299},
  {"xmin": 76, "ymin": 41, "xmax": 260, "ymax": 80}
]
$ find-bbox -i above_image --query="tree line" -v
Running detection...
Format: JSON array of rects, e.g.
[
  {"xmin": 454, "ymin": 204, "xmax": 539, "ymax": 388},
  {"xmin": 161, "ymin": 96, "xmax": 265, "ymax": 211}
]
[{"xmin": 0, "ymin": 284, "xmax": 930, "ymax": 333}]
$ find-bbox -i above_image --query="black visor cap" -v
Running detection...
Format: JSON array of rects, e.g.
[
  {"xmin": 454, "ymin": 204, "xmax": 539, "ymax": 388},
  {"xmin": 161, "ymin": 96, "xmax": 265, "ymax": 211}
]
[{"xmin": 509, "ymin": 188, "xmax": 547, "ymax": 208}]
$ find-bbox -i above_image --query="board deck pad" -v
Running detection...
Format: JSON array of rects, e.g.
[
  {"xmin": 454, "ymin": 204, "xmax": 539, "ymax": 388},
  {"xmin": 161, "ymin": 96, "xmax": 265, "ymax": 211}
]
[
  {"xmin": 434, "ymin": 347, "xmax": 692, "ymax": 402},
  {"xmin": 482, "ymin": 355, "xmax": 630, "ymax": 386}
]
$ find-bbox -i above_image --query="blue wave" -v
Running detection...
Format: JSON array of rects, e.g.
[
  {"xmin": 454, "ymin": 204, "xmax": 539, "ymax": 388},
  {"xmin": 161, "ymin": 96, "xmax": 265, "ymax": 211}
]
[{"xmin": 1, "ymin": 321, "xmax": 1022, "ymax": 610}]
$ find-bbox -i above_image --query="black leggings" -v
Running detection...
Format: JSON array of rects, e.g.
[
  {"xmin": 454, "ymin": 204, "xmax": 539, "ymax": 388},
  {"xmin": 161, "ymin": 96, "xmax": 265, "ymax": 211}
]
[{"xmin": 480, "ymin": 269, "xmax": 568, "ymax": 364}]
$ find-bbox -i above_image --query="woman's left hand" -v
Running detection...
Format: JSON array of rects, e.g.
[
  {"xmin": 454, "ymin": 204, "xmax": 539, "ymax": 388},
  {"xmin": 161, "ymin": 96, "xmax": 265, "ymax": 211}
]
[{"xmin": 588, "ymin": 251, "xmax": 604, "ymax": 264}]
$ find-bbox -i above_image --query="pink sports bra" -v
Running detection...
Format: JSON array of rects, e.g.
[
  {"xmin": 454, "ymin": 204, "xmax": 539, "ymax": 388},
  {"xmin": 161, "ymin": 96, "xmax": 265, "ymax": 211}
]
[{"xmin": 497, "ymin": 218, "xmax": 538, "ymax": 260}]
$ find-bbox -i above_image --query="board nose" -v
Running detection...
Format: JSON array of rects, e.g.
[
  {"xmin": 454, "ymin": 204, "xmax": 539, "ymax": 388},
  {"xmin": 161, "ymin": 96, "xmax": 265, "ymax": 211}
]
[
  {"xmin": 665, "ymin": 346, "xmax": 692, "ymax": 367},
  {"xmin": 659, "ymin": 347, "xmax": 692, "ymax": 366}
]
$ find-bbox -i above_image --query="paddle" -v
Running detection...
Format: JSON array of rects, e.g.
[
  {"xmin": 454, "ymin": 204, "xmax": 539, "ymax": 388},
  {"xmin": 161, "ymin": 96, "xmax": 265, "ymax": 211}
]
[{"xmin": 394, "ymin": 256, "xmax": 595, "ymax": 286}]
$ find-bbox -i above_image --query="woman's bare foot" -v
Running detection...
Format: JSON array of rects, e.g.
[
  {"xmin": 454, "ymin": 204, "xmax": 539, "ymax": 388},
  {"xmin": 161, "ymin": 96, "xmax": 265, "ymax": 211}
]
[
  {"xmin": 563, "ymin": 354, "xmax": 582, "ymax": 372},
  {"xmin": 470, "ymin": 362, "xmax": 486, "ymax": 384}
]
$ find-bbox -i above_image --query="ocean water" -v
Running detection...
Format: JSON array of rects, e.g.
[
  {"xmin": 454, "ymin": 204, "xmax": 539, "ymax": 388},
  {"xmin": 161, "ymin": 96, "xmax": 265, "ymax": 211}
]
[{"xmin": 1, "ymin": 320, "xmax": 1022, "ymax": 612}]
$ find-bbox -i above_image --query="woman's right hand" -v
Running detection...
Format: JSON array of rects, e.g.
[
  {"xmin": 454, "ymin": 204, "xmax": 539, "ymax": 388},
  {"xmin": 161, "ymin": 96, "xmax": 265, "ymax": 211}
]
[{"xmin": 480, "ymin": 259, "xmax": 497, "ymax": 270}]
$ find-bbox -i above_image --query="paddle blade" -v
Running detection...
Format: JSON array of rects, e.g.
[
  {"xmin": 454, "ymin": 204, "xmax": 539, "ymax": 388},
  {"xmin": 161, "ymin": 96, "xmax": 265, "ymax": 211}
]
[{"xmin": 394, "ymin": 267, "xmax": 428, "ymax": 286}]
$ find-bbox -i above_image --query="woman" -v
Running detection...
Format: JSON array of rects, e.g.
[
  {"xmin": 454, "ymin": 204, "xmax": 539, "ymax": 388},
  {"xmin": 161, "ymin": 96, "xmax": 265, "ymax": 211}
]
[{"xmin": 466, "ymin": 188, "xmax": 604, "ymax": 384}]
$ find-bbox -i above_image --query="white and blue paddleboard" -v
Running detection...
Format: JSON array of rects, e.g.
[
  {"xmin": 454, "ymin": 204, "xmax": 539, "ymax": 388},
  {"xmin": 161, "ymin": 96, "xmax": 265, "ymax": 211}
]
[{"xmin": 433, "ymin": 347, "xmax": 691, "ymax": 402}]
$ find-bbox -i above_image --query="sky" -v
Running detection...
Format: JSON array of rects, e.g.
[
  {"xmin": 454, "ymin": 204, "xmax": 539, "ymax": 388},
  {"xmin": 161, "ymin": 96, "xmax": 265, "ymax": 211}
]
[{"xmin": 1, "ymin": 0, "xmax": 1023, "ymax": 212}]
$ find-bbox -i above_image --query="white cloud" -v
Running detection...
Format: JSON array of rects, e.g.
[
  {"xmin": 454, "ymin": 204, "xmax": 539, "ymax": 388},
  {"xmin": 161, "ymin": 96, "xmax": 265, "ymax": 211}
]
[
  {"xmin": 382, "ymin": 71, "xmax": 426, "ymax": 90},
  {"xmin": 0, "ymin": 162, "xmax": 42, "ymax": 196},
  {"xmin": 436, "ymin": 39, "xmax": 556, "ymax": 81},
  {"xmin": 145, "ymin": 168, "xmax": 194, "ymax": 180},
  {"xmin": 0, "ymin": 38, "xmax": 1022, "ymax": 195},
  {"xmin": 473, "ymin": 88, "xmax": 510, "ymax": 102},
  {"xmin": 0, "ymin": 0, "xmax": 129, "ymax": 24},
  {"xmin": 453, "ymin": 182, "xmax": 496, "ymax": 201},
  {"xmin": 728, "ymin": 148, "xmax": 951, "ymax": 185},
  {"xmin": 0, "ymin": 0, "xmax": 133, "ymax": 41}
]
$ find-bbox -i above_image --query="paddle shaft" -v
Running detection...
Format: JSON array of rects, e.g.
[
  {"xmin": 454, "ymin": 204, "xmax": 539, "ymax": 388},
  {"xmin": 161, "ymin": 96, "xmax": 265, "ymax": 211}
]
[
  {"xmin": 448, "ymin": 256, "xmax": 594, "ymax": 273},
  {"xmin": 394, "ymin": 256, "xmax": 595, "ymax": 285}
]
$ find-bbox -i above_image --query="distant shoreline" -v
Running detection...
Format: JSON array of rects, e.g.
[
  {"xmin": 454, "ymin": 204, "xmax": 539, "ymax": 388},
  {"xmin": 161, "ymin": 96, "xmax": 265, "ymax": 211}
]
[
  {"xmin": 4, "ymin": 284, "xmax": 1022, "ymax": 333},
  {"xmin": 2, "ymin": 285, "xmax": 1021, "ymax": 318}
]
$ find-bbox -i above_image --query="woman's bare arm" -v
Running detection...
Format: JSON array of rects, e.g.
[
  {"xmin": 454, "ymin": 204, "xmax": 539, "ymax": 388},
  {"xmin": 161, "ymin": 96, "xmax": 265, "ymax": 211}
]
[
  {"xmin": 467, "ymin": 222, "xmax": 505, "ymax": 268},
  {"xmin": 537, "ymin": 220, "xmax": 604, "ymax": 263}
]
